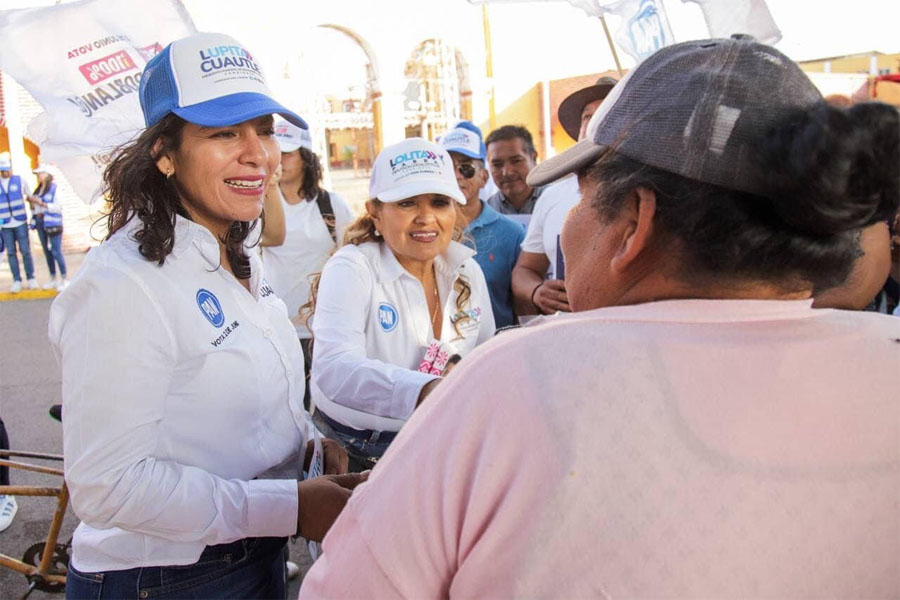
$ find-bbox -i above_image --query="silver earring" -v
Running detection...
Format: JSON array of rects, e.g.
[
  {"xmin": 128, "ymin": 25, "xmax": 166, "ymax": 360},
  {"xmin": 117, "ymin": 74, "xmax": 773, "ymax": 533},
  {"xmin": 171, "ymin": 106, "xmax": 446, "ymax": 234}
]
[
  {"xmin": 374, "ymin": 228, "xmax": 381, "ymax": 237},
  {"xmin": 166, "ymin": 169, "xmax": 174, "ymax": 180}
]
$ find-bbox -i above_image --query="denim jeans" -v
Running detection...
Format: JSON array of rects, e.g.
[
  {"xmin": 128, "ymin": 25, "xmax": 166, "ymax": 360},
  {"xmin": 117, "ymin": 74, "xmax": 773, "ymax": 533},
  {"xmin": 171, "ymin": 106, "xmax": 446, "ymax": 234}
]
[
  {"xmin": 0, "ymin": 223, "xmax": 35, "ymax": 282},
  {"xmin": 314, "ymin": 411, "xmax": 393, "ymax": 472},
  {"xmin": 65, "ymin": 536, "xmax": 287, "ymax": 599},
  {"xmin": 35, "ymin": 217, "xmax": 66, "ymax": 277}
]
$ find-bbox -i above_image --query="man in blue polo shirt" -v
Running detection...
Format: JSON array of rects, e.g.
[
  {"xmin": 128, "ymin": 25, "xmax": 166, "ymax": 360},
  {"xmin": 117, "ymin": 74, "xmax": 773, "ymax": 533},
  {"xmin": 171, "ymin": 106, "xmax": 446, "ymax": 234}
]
[{"xmin": 440, "ymin": 124, "xmax": 525, "ymax": 329}]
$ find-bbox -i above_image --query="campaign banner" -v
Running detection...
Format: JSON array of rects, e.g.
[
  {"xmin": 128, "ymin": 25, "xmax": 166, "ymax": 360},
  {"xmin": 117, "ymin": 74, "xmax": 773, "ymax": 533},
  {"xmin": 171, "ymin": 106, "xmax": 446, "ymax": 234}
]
[
  {"xmin": 682, "ymin": 0, "xmax": 782, "ymax": 45},
  {"xmin": 0, "ymin": 0, "xmax": 196, "ymax": 203}
]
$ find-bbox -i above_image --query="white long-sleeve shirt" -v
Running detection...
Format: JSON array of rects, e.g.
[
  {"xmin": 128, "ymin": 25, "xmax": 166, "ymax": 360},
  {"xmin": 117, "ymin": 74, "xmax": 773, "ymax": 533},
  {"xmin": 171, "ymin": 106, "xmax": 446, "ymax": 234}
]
[
  {"xmin": 311, "ymin": 240, "xmax": 495, "ymax": 432},
  {"xmin": 49, "ymin": 216, "xmax": 311, "ymax": 572}
]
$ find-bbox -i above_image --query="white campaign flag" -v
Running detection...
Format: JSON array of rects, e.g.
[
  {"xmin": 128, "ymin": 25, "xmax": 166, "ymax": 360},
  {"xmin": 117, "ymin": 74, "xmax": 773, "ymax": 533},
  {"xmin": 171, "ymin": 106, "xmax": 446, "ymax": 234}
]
[
  {"xmin": 682, "ymin": 0, "xmax": 782, "ymax": 45},
  {"xmin": 0, "ymin": 0, "xmax": 196, "ymax": 203},
  {"xmin": 568, "ymin": 0, "xmax": 676, "ymax": 62}
]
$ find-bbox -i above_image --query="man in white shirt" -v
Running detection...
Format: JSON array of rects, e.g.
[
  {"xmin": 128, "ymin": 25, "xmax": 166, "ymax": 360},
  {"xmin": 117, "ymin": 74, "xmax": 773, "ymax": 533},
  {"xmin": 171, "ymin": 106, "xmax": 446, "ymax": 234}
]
[
  {"xmin": 511, "ymin": 77, "xmax": 617, "ymax": 317},
  {"xmin": 0, "ymin": 154, "xmax": 38, "ymax": 293}
]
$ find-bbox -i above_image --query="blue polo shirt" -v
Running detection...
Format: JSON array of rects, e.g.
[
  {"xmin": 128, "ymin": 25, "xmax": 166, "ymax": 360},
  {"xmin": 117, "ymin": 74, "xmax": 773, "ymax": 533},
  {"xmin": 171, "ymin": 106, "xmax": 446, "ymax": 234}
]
[{"xmin": 464, "ymin": 201, "xmax": 526, "ymax": 328}]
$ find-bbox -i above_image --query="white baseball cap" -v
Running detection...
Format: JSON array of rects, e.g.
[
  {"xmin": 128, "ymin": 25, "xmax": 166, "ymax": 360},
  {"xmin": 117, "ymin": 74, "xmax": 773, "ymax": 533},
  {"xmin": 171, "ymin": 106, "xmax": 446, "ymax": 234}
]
[
  {"xmin": 0, "ymin": 153, "xmax": 11, "ymax": 171},
  {"xmin": 369, "ymin": 138, "xmax": 466, "ymax": 205},
  {"xmin": 32, "ymin": 163, "xmax": 51, "ymax": 174},
  {"xmin": 139, "ymin": 32, "xmax": 306, "ymax": 129},
  {"xmin": 439, "ymin": 127, "xmax": 485, "ymax": 160},
  {"xmin": 274, "ymin": 119, "xmax": 312, "ymax": 152}
]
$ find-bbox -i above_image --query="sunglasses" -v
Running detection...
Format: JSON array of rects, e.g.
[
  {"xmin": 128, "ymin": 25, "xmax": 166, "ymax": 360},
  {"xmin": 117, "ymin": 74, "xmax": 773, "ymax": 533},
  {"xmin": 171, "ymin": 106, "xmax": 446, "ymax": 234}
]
[{"xmin": 456, "ymin": 162, "xmax": 477, "ymax": 179}]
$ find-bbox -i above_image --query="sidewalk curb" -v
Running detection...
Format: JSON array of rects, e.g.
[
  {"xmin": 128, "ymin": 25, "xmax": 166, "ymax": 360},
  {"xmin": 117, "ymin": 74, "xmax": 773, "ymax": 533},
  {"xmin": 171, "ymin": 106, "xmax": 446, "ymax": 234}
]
[{"xmin": 0, "ymin": 289, "xmax": 58, "ymax": 302}]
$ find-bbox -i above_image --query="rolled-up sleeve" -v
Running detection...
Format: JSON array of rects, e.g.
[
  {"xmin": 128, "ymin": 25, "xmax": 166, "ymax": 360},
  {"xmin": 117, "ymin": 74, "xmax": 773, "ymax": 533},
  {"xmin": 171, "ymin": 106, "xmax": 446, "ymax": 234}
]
[
  {"xmin": 312, "ymin": 255, "xmax": 435, "ymax": 421},
  {"xmin": 49, "ymin": 263, "xmax": 298, "ymax": 544}
]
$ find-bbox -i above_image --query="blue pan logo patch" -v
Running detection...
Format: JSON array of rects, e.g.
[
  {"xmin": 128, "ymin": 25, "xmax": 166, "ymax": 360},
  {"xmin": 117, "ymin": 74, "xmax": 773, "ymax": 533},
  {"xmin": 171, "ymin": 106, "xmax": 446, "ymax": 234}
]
[
  {"xmin": 378, "ymin": 302, "xmax": 398, "ymax": 332},
  {"xmin": 196, "ymin": 289, "xmax": 225, "ymax": 328}
]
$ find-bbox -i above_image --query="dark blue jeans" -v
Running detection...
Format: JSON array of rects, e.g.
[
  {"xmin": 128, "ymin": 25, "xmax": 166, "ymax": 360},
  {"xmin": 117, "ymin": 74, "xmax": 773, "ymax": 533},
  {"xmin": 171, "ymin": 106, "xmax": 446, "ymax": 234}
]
[
  {"xmin": 65, "ymin": 536, "xmax": 287, "ymax": 599},
  {"xmin": 315, "ymin": 411, "xmax": 393, "ymax": 472},
  {"xmin": 35, "ymin": 217, "xmax": 66, "ymax": 277},
  {"xmin": 0, "ymin": 223, "xmax": 35, "ymax": 282}
]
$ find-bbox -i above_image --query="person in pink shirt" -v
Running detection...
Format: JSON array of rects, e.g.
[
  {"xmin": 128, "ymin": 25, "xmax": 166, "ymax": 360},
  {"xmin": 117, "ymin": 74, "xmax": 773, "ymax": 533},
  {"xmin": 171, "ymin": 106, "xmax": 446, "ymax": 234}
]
[{"xmin": 299, "ymin": 37, "xmax": 899, "ymax": 599}]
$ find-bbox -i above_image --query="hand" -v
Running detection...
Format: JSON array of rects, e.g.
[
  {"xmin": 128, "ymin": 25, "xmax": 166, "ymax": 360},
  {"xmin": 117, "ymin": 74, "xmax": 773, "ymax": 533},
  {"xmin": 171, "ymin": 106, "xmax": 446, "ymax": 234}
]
[
  {"xmin": 304, "ymin": 438, "xmax": 349, "ymax": 475},
  {"xmin": 416, "ymin": 378, "xmax": 441, "ymax": 407},
  {"xmin": 533, "ymin": 279, "xmax": 570, "ymax": 314},
  {"xmin": 296, "ymin": 472, "xmax": 369, "ymax": 542}
]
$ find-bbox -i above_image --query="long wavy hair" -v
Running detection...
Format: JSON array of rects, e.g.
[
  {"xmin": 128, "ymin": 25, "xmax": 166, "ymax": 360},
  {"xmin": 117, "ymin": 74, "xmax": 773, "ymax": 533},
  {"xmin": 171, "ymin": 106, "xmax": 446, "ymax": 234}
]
[
  {"xmin": 302, "ymin": 198, "xmax": 474, "ymax": 338},
  {"xmin": 294, "ymin": 147, "xmax": 324, "ymax": 201},
  {"xmin": 103, "ymin": 113, "xmax": 256, "ymax": 279}
]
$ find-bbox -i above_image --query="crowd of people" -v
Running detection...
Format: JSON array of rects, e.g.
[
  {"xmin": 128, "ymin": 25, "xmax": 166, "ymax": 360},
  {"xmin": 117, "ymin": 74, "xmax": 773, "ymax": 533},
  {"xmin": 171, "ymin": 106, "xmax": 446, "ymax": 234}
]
[{"xmin": 0, "ymin": 26, "xmax": 894, "ymax": 599}]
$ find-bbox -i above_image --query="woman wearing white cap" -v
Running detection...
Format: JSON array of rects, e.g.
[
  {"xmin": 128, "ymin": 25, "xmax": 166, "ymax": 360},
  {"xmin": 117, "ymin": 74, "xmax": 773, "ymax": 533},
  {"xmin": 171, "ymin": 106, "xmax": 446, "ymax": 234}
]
[
  {"xmin": 263, "ymin": 120, "xmax": 353, "ymax": 407},
  {"xmin": 49, "ymin": 32, "xmax": 363, "ymax": 599},
  {"xmin": 305, "ymin": 137, "xmax": 496, "ymax": 470},
  {"xmin": 30, "ymin": 164, "xmax": 68, "ymax": 291}
]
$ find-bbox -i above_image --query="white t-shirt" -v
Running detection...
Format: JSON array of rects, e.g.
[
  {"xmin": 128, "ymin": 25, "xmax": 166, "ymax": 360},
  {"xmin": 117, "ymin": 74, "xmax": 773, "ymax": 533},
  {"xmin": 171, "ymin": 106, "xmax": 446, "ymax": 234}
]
[
  {"xmin": 49, "ymin": 216, "xmax": 311, "ymax": 572},
  {"xmin": 261, "ymin": 189, "xmax": 354, "ymax": 338},
  {"xmin": 521, "ymin": 174, "xmax": 579, "ymax": 279},
  {"xmin": 311, "ymin": 240, "xmax": 496, "ymax": 432}
]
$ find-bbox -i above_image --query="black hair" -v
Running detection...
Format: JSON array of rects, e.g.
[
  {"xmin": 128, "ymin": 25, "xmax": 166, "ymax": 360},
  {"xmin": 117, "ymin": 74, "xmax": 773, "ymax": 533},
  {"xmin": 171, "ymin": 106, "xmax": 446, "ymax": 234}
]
[
  {"xmin": 582, "ymin": 101, "xmax": 899, "ymax": 293},
  {"xmin": 485, "ymin": 125, "xmax": 537, "ymax": 158},
  {"xmin": 103, "ymin": 113, "xmax": 255, "ymax": 279},
  {"xmin": 296, "ymin": 147, "xmax": 324, "ymax": 201}
]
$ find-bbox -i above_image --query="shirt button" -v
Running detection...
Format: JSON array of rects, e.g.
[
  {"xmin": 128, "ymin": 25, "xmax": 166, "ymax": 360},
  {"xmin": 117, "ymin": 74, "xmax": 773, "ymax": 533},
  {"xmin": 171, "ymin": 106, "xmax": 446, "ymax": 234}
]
[
  {"xmin": 139, "ymin": 591, "xmax": 149, "ymax": 599},
  {"xmin": 263, "ymin": 328, "xmax": 272, "ymax": 338},
  {"xmin": 286, "ymin": 368, "xmax": 294, "ymax": 377}
]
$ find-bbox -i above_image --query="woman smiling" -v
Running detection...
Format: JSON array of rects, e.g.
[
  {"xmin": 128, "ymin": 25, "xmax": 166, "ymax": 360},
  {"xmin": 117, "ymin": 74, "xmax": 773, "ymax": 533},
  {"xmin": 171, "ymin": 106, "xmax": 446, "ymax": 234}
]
[
  {"xmin": 306, "ymin": 138, "xmax": 496, "ymax": 470},
  {"xmin": 49, "ymin": 32, "xmax": 360, "ymax": 599}
]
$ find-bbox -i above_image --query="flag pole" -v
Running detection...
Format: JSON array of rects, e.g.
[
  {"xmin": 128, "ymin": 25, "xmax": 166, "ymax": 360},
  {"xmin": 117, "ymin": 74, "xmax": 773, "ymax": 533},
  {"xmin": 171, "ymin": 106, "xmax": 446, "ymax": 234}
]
[
  {"xmin": 482, "ymin": 4, "xmax": 497, "ymax": 130},
  {"xmin": 599, "ymin": 14, "xmax": 624, "ymax": 77}
]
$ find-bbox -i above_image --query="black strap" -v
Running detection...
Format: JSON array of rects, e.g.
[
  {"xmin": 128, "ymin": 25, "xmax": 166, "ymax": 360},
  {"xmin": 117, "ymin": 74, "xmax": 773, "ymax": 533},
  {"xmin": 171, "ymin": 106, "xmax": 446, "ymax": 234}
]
[{"xmin": 315, "ymin": 189, "xmax": 337, "ymax": 244}]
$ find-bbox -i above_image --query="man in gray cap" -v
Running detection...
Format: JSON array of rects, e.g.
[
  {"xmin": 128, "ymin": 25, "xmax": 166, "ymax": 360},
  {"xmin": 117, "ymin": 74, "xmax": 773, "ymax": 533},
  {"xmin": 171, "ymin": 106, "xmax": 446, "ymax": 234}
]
[{"xmin": 511, "ymin": 76, "xmax": 617, "ymax": 318}]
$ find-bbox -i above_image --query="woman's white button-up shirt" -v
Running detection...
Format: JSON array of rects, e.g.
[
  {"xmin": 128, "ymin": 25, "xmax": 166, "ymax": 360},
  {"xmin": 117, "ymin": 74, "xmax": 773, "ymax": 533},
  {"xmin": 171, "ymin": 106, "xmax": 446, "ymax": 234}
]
[
  {"xmin": 49, "ymin": 216, "xmax": 312, "ymax": 572},
  {"xmin": 311, "ymin": 240, "xmax": 496, "ymax": 433}
]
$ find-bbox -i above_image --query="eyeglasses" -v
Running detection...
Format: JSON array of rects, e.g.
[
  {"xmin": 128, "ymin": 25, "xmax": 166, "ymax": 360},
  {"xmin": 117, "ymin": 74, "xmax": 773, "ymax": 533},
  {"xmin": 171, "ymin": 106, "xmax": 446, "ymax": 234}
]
[{"xmin": 456, "ymin": 162, "xmax": 476, "ymax": 179}]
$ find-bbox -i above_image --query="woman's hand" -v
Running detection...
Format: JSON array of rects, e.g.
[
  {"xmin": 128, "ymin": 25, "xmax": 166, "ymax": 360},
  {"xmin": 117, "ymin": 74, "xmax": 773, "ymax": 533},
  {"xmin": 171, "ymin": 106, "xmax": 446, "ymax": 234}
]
[
  {"xmin": 296, "ymin": 472, "xmax": 369, "ymax": 542},
  {"xmin": 533, "ymin": 279, "xmax": 571, "ymax": 314},
  {"xmin": 305, "ymin": 438, "xmax": 349, "ymax": 475}
]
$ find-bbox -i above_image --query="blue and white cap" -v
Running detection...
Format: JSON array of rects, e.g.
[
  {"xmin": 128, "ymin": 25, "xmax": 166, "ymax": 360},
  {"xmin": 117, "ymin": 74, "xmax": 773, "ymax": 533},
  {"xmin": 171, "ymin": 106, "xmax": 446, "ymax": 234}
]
[
  {"xmin": 370, "ymin": 138, "xmax": 466, "ymax": 205},
  {"xmin": 439, "ymin": 126, "xmax": 485, "ymax": 160},
  {"xmin": 0, "ymin": 153, "xmax": 11, "ymax": 171},
  {"xmin": 274, "ymin": 119, "xmax": 312, "ymax": 153},
  {"xmin": 139, "ymin": 32, "xmax": 307, "ymax": 129}
]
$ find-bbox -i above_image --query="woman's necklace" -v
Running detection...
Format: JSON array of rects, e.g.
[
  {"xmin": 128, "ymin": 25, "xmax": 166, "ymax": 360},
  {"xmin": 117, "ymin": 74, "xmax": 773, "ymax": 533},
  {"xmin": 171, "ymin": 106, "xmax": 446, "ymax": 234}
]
[{"xmin": 429, "ymin": 273, "xmax": 440, "ymax": 333}]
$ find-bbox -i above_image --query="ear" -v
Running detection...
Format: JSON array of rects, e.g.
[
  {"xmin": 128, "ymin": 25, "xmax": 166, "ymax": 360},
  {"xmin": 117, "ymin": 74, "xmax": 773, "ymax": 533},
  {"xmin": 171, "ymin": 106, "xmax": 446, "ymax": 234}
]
[
  {"xmin": 152, "ymin": 137, "xmax": 174, "ymax": 177},
  {"xmin": 365, "ymin": 200, "xmax": 381, "ymax": 228},
  {"xmin": 610, "ymin": 186, "xmax": 657, "ymax": 274}
]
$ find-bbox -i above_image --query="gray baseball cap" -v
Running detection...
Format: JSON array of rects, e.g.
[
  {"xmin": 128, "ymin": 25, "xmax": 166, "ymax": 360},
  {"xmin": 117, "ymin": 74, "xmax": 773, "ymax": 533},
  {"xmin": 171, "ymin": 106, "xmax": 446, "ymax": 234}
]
[{"xmin": 527, "ymin": 36, "xmax": 824, "ymax": 198}]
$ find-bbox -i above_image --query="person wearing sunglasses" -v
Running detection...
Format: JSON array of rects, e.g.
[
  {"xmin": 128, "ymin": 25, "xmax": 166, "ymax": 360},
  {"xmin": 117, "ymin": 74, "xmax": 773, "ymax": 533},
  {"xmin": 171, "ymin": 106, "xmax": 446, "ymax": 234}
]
[{"xmin": 440, "ymin": 125, "xmax": 525, "ymax": 329}]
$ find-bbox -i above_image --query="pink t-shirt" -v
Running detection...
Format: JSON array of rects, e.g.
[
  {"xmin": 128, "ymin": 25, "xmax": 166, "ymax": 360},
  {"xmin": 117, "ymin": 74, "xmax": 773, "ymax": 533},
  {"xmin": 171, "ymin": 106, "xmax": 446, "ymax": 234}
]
[{"xmin": 300, "ymin": 300, "xmax": 900, "ymax": 599}]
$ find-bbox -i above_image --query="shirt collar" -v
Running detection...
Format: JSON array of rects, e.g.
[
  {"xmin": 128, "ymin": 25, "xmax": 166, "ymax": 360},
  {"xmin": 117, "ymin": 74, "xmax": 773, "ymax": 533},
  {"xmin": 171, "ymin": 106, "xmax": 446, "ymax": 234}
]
[
  {"xmin": 465, "ymin": 200, "xmax": 500, "ymax": 231},
  {"xmin": 496, "ymin": 185, "xmax": 544, "ymax": 214},
  {"xmin": 376, "ymin": 240, "xmax": 475, "ymax": 284}
]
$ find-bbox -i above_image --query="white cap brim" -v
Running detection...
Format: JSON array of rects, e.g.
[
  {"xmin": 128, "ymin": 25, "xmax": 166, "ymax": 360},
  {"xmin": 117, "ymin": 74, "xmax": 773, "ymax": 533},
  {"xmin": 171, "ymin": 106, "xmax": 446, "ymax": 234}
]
[
  {"xmin": 377, "ymin": 180, "xmax": 466, "ymax": 205},
  {"xmin": 277, "ymin": 140, "xmax": 303, "ymax": 153}
]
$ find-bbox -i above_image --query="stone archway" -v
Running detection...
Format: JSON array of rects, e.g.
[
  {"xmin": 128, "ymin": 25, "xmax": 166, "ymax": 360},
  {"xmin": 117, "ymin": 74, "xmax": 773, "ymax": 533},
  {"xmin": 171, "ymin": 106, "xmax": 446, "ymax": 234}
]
[{"xmin": 317, "ymin": 24, "xmax": 384, "ymax": 155}]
